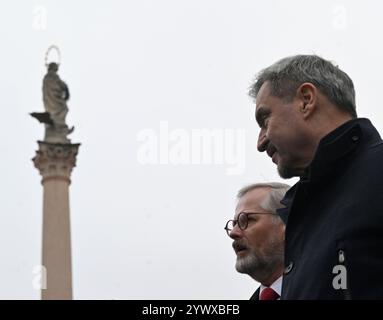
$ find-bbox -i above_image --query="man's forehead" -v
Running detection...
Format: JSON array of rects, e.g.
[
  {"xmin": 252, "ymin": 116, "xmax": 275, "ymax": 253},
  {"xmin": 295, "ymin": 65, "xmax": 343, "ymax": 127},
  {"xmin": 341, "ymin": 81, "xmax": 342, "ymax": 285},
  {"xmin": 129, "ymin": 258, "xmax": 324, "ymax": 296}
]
[
  {"xmin": 255, "ymin": 82, "xmax": 271, "ymax": 106},
  {"xmin": 235, "ymin": 188, "xmax": 270, "ymax": 215},
  {"xmin": 255, "ymin": 82, "xmax": 272, "ymax": 119}
]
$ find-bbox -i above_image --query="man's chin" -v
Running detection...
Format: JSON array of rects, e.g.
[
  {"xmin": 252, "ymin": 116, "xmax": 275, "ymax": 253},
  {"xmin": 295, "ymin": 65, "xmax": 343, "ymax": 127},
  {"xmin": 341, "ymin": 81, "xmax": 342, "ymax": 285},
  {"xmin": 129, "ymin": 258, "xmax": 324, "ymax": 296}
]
[
  {"xmin": 235, "ymin": 255, "xmax": 256, "ymax": 274},
  {"xmin": 277, "ymin": 164, "xmax": 301, "ymax": 179},
  {"xmin": 235, "ymin": 260, "xmax": 249, "ymax": 274}
]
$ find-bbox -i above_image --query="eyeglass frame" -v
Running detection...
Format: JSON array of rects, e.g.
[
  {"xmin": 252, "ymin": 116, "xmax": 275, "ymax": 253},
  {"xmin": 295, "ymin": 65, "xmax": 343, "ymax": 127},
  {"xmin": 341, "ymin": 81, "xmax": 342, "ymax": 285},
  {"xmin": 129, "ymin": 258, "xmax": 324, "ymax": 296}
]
[{"xmin": 224, "ymin": 211, "xmax": 277, "ymax": 236}]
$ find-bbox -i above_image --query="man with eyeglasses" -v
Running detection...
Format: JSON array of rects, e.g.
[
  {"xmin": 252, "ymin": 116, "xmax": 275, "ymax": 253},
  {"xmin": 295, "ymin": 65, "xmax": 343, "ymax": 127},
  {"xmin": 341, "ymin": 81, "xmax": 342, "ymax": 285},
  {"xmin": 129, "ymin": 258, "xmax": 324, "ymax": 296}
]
[{"xmin": 226, "ymin": 182, "xmax": 290, "ymax": 300}]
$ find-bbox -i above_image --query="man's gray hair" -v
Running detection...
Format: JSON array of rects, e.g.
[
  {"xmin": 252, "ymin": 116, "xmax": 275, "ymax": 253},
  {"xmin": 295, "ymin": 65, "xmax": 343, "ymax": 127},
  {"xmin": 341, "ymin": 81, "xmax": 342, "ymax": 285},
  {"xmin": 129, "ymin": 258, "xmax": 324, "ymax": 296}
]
[
  {"xmin": 237, "ymin": 182, "xmax": 290, "ymax": 215},
  {"xmin": 249, "ymin": 54, "xmax": 357, "ymax": 118}
]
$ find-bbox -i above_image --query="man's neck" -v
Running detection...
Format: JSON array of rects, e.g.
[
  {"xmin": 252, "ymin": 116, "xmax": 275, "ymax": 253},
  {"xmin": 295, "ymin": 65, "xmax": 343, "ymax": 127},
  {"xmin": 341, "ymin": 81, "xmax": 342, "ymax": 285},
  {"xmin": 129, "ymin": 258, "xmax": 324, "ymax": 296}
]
[{"xmin": 252, "ymin": 266, "xmax": 283, "ymax": 287}]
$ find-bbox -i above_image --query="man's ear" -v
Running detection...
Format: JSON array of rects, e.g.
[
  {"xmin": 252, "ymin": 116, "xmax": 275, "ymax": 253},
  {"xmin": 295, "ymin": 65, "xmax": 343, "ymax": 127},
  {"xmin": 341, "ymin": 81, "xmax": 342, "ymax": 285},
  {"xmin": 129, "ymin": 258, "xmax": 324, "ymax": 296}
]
[{"xmin": 297, "ymin": 83, "xmax": 317, "ymax": 119}]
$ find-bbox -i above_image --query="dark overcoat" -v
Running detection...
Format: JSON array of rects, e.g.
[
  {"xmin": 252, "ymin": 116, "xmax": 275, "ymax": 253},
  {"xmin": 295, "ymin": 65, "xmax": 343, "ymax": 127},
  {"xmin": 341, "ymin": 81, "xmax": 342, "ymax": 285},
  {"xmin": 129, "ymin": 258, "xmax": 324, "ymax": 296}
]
[{"xmin": 278, "ymin": 118, "xmax": 383, "ymax": 299}]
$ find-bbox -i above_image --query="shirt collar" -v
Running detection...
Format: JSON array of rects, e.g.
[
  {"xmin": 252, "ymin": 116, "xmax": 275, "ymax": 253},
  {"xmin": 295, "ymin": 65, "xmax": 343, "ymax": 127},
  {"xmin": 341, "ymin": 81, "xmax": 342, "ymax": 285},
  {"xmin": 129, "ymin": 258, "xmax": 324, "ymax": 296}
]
[{"xmin": 260, "ymin": 275, "xmax": 283, "ymax": 297}]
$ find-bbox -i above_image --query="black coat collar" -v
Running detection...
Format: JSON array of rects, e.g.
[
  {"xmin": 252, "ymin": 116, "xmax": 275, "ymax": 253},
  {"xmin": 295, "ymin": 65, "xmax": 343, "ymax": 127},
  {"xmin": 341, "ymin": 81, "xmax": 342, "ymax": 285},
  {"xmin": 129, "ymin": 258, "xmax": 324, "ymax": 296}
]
[
  {"xmin": 303, "ymin": 118, "xmax": 380, "ymax": 183},
  {"xmin": 277, "ymin": 118, "xmax": 381, "ymax": 224}
]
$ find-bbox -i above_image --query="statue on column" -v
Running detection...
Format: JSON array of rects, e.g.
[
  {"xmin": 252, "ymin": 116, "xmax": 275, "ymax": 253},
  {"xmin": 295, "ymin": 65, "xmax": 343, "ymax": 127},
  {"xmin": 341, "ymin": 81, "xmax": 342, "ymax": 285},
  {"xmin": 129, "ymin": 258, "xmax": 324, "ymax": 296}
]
[{"xmin": 31, "ymin": 46, "xmax": 74, "ymax": 144}]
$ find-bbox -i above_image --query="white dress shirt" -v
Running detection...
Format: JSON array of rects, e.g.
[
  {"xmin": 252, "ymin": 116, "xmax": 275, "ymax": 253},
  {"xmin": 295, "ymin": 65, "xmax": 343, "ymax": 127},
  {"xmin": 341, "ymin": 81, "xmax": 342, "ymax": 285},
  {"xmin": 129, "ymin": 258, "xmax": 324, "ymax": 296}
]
[{"xmin": 260, "ymin": 276, "xmax": 283, "ymax": 299}]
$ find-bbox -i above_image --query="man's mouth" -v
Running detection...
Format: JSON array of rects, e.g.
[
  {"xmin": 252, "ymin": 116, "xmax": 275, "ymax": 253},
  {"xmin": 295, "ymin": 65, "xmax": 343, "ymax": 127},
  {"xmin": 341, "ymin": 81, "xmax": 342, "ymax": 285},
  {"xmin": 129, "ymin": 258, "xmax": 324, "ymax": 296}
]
[
  {"xmin": 266, "ymin": 145, "xmax": 277, "ymax": 161},
  {"xmin": 233, "ymin": 242, "xmax": 248, "ymax": 254},
  {"xmin": 272, "ymin": 152, "xmax": 278, "ymax": 164}
]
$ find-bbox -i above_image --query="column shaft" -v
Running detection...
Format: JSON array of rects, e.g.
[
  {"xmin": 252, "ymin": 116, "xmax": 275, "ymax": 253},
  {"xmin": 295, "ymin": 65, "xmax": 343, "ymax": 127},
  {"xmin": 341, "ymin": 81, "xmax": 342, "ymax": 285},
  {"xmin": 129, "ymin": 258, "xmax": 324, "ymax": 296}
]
[{"xmin": 41, "ymin": 178, "xmax": 72, "ymax": 300}]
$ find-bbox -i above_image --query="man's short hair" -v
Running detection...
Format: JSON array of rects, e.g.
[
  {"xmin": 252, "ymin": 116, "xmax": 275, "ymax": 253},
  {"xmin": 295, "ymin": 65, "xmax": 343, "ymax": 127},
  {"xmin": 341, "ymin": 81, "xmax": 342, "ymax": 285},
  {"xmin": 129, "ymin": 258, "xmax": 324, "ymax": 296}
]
[
  {"xmin": 249, "ymin": 54, "xmax": 357, "ymax": 118},
  {"xmin": 237, "ymin": 182, "xmax": 290, "ymax": 215}
]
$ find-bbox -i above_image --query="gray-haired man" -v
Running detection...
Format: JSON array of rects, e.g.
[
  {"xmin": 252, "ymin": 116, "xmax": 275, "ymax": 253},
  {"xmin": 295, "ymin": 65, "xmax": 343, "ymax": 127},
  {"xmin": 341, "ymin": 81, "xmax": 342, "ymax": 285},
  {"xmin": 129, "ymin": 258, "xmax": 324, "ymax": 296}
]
[
  {"xmin": 225, "ymin": 182, "xmax": 290, "ymax": 300},
  {"xmin": 251, "ymin": 54, "xmax": 383, "ymax": 299}
]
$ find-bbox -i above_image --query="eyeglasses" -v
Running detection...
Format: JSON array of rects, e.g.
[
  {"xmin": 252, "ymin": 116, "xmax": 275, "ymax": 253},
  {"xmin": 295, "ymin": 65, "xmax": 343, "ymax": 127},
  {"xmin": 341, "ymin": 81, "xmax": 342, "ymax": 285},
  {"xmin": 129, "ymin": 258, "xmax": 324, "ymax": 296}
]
[{"xmin": 224, "ymin": 211, "xmax": 276, "ymax": 236}]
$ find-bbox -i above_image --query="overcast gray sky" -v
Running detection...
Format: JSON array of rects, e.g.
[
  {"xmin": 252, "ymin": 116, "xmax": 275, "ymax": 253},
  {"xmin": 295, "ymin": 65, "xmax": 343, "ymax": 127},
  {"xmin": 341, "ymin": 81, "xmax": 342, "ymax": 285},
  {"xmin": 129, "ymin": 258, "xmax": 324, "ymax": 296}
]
[{"xmin": 1, "ymin": 0, "xmax": 383, "ymax": 299}]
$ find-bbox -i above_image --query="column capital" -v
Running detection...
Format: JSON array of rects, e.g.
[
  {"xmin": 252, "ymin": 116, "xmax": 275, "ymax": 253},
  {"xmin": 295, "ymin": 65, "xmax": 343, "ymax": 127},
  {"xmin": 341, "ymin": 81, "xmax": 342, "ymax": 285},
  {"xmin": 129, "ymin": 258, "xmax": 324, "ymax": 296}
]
[{"xmin": 33, "ymin": 141, "xmax": 81, "ymax": 184}]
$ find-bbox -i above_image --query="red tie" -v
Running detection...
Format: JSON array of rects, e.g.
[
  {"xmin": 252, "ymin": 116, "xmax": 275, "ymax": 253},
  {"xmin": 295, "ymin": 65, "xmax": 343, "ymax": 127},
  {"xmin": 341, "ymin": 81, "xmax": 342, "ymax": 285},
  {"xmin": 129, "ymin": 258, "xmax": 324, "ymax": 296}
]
[{"xmin": 259, "ymin": 287, "xmax": 280, "ymax": 300}]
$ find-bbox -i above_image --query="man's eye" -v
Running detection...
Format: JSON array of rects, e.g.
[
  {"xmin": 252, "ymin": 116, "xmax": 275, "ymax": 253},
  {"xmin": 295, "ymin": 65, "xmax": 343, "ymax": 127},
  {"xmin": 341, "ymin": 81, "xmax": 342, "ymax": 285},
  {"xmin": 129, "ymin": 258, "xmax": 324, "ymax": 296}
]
[
  {"xmin": 258, "ymin": 115, "xmax": 268, "ymax": 128},
  {"xmin": 262, "ymin": 116, "xmax": 269, "ymax": 128}
]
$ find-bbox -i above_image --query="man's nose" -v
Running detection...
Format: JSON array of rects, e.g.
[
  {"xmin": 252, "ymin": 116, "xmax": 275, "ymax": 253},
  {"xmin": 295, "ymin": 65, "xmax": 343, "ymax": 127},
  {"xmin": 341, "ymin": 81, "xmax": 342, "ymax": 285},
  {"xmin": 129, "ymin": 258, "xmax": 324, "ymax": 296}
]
[
  {"xmin": 257, "ymin": 129, "xmax": 268, "ymax": 152},
  {"xmin": 229, "ymin": 225, "xmax": 242, "ymax": 240}
]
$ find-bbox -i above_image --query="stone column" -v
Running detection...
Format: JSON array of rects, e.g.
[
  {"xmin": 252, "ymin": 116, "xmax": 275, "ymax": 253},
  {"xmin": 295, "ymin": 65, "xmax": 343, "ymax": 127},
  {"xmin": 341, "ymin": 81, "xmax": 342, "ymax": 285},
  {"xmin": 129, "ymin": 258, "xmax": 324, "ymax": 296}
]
[{"xmin": 33, "ymin": 141, "xmax": 80, "ymax": 300}]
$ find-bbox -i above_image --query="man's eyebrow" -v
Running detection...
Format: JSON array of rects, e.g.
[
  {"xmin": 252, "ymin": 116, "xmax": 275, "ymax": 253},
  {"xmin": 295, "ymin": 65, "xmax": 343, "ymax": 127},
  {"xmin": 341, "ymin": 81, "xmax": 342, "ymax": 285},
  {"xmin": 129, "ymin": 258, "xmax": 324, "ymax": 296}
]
[{"xmin": 255, "ymin": 106, "xmax": 268, "ymax": 125}]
